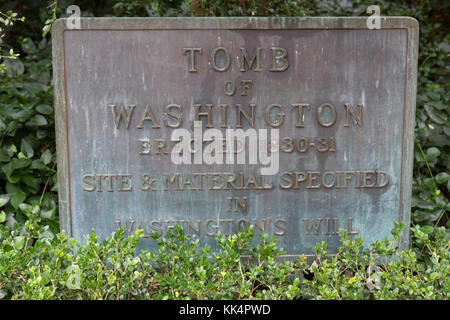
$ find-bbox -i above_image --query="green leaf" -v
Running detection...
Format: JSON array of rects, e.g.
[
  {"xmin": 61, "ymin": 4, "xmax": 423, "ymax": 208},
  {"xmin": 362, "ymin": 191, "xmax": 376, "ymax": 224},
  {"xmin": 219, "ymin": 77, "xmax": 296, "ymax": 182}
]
[
  {"xmin": 0, "ymin": 149, "xmax": 10, "ymax": 162},
  {"xmin": 23, "ymin": 175, "xmax": 41, "ymax": 191},
  {"xmin": 21, "ymin": 37, "xmax": 36, "ymax": 54},
  {"xmin": 9, "ymin": 109, "xmax": 32, "ymax": 121},
  {"xmin": 18, "ymin": 203, "xmax": 33, "ymax": 213},
  {"xmin": 0, "ymin": 119, "xmax": 6, "ymax": 133},
  {"xmin": 424, "ymin": 104, "xmax": 447, "ymax": 125},
  {"xmin": 20, "ymin": 138, "xmax": 34, "ymax": 158},
  {"xmin": 426, "ymin": 147, "xmax": 441, "ymax": 159},
  {"xmin": 25, "ymin": 114, "xmax": 48, "ymax": 127},
  {"xmin": 413, "ymin": 199, "xmax": 436, "ymax": 210},
  {"xmin": 36, "ymin": 129, "xmax": 47, "ymax": 139},
  {"xmin": 42, "ymin": 24, "xmax": 51, "ymax": 38},
  {"xmin": 10, "ymin": 191, "xmax": 27, "ymax": 209},
  {"xmin": 66, "ymin": 264, "xmax": 81, "ymax": 290},
  {"xmin": 435, "ymin": 172, "xmax": 450, "ymax": 184},
  {"xmin": 17, "ymin": 152, "xmax": 27, "ymax": 159},
  {"xmin": 415, "ymin": 151, "xmax": 426, "ymax": 162},
  {"xmin": 423, "ymin": 177, "xmax": 435, "ymax": 189},
  {"xmin": 36, "ymin": 104, "xmax": 53, "ymax": 115},
  {"xmin": 19, "ymin": 204, "xmax": 39, "ymax": 219},
  {"xmin": 4, "ymin": 59, "xmax": 24, "ymax": 77},
  {"xmin": 31, "ymin": 159, "xmax": 47, "ymax": 170},
  {"xmin": 0, "ymin": 195, "xmax": 10, "ymax": 207},
  {"xmin": 7, "ymin": 173, "xmax": 21, "ymax": 184},
  {"xmin": 421, "ymin": 225, "xmax": 435, "ymax": 234},
  {"xmin": 41, "ymin": 149, "xmax": 52, "ymax": 165},
  {"xmin": 5, "ymin": 213, "xmax": 16, "ymax": 229},
  {"xmin": 433, "ymin": 196, "xmax": 447, "ymax": 208},
  {"xmin": 5, "ymin": 182, "xmax": 22, "ymax": 194},
  {"xmin": 13, "ymin": 236, "xmax": 25, "ymax": 250},
  {"xmin": 11, "ymin": 157, "xmax": 31, "ymax": 170},
  {"xmin": 41, "ymin": 208, "xmax": 55, "ymax": 220},
  {"xmin": 0, "ymin": 211, "xmax": 5, "ymax": 223},
  {"xmin": 38, "ymin": 38, "xmax": 47, "ymax": 50}
]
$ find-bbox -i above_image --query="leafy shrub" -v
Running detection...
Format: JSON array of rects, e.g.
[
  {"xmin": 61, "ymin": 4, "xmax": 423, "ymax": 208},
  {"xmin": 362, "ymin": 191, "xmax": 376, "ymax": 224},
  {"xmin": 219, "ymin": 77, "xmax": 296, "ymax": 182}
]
[
  {"xmin": 1, "ymin": 0, "xmax": 446, "ymax": 245},
  {"xmin": 0, "ymin": 36, "xmax": 59, "ymax": 239},
  {"xmin": 0, "ymin": 0, "xmax": 448, "ymax": 300},
  {"xmin": 302, "ymin": 222, "xmax": 449, "ymax": 300},
  {"xmin": 0, "ymin": 223, "xmax": 448, "ymax": 300}
]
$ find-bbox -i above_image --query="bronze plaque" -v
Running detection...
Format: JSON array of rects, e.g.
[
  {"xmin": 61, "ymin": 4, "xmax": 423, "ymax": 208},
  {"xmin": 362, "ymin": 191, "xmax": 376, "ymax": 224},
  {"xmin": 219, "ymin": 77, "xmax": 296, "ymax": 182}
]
[{"xmin": 52, "ymin": 17, "xmax": 419, "ymax": 258}]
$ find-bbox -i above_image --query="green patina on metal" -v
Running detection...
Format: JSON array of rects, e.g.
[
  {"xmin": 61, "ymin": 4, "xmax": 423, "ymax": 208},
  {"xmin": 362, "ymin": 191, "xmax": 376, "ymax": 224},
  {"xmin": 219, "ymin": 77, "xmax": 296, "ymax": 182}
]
[{"xmin": 52, "ymin": 17, "xmax": 419, "ymax": 259}]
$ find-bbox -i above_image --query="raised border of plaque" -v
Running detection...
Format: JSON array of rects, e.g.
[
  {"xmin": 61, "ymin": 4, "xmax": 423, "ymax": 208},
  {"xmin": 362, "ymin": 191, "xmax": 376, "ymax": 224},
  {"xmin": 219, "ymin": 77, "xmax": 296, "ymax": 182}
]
[{"xmin": 52, "ymin": 17, "xmax": 419, "ymax": 258}]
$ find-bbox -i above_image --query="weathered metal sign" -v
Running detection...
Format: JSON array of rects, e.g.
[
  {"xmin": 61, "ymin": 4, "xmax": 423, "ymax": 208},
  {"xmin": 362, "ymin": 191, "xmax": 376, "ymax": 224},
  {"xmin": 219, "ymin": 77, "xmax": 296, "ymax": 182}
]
[{"xmin": 52, "ymin": 17, "xmax": 418, "ymax": 258}]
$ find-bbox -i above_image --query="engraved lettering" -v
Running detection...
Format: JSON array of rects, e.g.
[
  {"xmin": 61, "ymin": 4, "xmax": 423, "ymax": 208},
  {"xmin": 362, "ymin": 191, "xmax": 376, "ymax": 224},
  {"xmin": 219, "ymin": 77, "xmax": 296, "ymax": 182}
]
[
  {"xmin": 270, "ymin": 47, "xmax": 289, "ymax": 72},
  {"xmin": 211, "ymin": 47, "xmax": 230, "ymax": 72},
  {"xmin": 240, "ymin": 47, "xmax": 262, "ymax": 72},
  {"xmin": 136, "ymin": 105, "xmax": 161, "ymax": 129},
  {"xmin": 303, "ymin": 218, "xmax": 322, "ymax": 235},
  {"xmin": 164, "ymin": 104, "xmax": 183, "ymax": 128},
  {"xmin": 317, "ymin": 103, "xmax": 336, "ymax": 127},
  {"xmin": 236, "ymin": 104, "xmax": 256, "ymax": 128},
  {"xmin": 82, "ymin": 174, "xmax": 96, "ymax": 192},
  {"xmin": 274, "ymin": 219, "xmax": 287, "ymax": 236},
  {"xmin": 344, "ymin": 103, "xmax": 363, "ymax": 128},
  {"xmin": 194, "ymin": 104, "xmax": 214, "ymax": 128},
  {"xmin": 224, "ymin": 81, "xmax": 236, "ymax": 96},
  {"xmin": 240, "ymin": 80, "xmax": 253, "ymax": 96},
  {"xmin": 109, "ymin": 105, "xmax": 135, "ymax": 129},
  {"xmin": 265, "ymin": 104, "xmax": 285, "ymax": 128},
  {"xmin": 183, "ymin": 48, "xmax": 202, "ymax": 72},
  {"xmin": 291, "ymin": 104, "xmax": 310, "ymax": 128}
]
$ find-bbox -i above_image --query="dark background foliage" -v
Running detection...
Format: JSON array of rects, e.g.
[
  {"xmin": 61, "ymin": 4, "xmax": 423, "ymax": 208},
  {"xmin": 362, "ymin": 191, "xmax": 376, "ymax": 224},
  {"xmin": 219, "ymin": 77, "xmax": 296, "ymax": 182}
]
[
  {"xmin": 1, "ymin": 0, "xmax": 448, "ymax": 247},
  {"xmin": 0, "ymin": 0, "xmax": 448, "ymax": 300}
]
